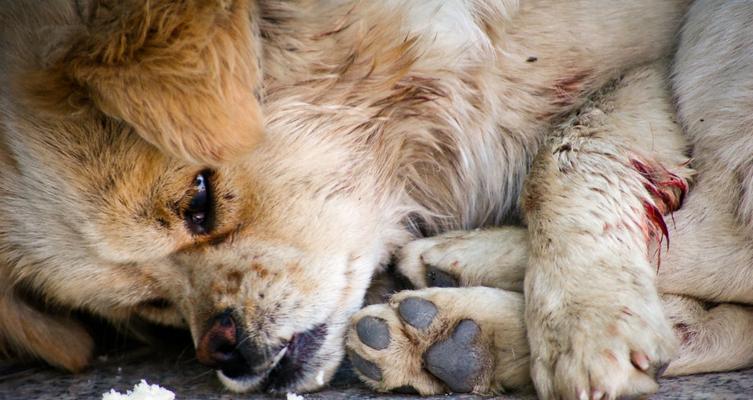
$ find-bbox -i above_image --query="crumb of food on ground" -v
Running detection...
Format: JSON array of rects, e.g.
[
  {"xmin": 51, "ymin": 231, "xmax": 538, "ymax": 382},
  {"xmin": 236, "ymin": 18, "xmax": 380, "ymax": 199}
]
[
  {"xmin": 286, "ymin": 392, "xmax": 305, "ymax": 400},
  {"xmin": 102, "ymin": 379, "xmax": 175, "ymax": 400}
]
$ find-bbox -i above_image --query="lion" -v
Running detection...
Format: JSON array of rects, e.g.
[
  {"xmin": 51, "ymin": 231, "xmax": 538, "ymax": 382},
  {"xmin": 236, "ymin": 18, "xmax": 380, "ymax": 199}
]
[{"xmin": 3, "ymin": 0, "xmax": 752, "ymax": 399}]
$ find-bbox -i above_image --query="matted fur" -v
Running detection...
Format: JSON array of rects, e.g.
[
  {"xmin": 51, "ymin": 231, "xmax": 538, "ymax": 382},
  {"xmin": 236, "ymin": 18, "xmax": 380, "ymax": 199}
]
[{"xmin": 2, "ymin": 0, "xmax": 753, "ymax": 398}]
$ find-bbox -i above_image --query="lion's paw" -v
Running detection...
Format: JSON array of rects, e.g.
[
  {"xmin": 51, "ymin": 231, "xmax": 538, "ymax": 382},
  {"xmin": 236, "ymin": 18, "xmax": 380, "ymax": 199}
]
[
  {"xmin": 396, "ymin": 228, "xmax": 528, "ymax": 291},
  {"xmin": 529, "ymin": 299, "xmax": 676, "ymax": 400},
  {"xmin": 346, "ymin": 287, "xmax": 530, "ymax": 395}
]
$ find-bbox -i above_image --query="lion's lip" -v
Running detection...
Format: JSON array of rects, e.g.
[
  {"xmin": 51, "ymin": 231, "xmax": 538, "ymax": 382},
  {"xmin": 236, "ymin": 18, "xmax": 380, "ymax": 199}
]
[
  {"xmin": 264, "ymin": 323, "xmax": 328, "ymax": 391},
  {"xmin": 216, "ymin": 323, "xmax": 329, "ymax": 392}
]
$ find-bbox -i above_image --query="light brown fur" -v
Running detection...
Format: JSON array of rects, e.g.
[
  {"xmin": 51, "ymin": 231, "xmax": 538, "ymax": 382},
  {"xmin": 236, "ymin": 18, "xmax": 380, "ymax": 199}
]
[
  {"xmin": 3, "ymin": 0, "xmax": 753, "ymax": 398},
  {"xmin": 0, "ymin": 0, "xmax": 266, "ymax": 371},
  {"xmin": 16, "ymin": 0, "xmax": 264, "ymax": 165}
]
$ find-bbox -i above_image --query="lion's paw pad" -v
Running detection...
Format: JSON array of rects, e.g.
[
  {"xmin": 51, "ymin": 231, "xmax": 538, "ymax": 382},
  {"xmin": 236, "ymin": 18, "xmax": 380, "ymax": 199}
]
[
  {"xmin": 355, "ymin": 316, "xmax": 391, "ymax": 350},
  {"xmin": 425, "ymin": 266, "xmax": 459, "ymax": 288},
  {"xmin": 397, "ymin": 297, "xmax": 437, "ymax": 330},
  {"xmin": 348, "ymin": 350, "xmax": 383, "ymax": 381},
  {"xmin": 423, "ymin": 319, "xmax": 484, "ymax": 392}
]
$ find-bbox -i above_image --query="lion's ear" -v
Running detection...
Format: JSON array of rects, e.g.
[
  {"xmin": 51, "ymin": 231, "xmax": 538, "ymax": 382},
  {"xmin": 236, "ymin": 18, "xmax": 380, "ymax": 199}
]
[{"xmin": 39, "ymin": 0, "xmax": 264, "ymax": 165}]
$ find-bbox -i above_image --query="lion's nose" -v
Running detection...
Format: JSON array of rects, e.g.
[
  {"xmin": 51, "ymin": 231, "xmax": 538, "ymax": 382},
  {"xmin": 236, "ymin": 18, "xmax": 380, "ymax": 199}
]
[
  {"xmin": 196, "ymin": 311, "xmax": 246, "ymax": 375},
  {"xmin": 196, "ymin": 310, "xmax": 287, "ymax": 378}
]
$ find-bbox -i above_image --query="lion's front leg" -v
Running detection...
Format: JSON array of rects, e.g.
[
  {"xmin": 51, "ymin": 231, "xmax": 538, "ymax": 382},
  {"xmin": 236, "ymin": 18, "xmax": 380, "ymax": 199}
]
[
  {"xmin": 523, "ymin": 63, "xmax": 691, "ymax": 400},
  {"xmin": 396, "ymin": 227, "xmax": 528, "ymax": 292}
]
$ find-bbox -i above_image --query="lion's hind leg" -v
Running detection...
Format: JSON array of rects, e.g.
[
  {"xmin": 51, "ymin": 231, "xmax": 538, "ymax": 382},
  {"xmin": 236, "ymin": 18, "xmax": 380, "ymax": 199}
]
[
  {"xmin": 0, "ymin": 279, "xmax": 93, "ymax": 372},
  {"xmin": 662, "ymin": 295, "xmax": 753, "ymax": 377}
]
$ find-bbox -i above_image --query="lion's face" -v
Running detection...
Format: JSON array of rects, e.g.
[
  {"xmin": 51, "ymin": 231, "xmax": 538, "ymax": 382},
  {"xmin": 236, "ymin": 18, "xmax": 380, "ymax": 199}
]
[
  {"xmin": 53, "ymin": 132, "xmax": 395, "ymax": 392},
  {"xmin": 168, "ymin": 188, "xmax": 382, "ymax": 392},
  {"xmin": 128, "ymin": 152, "xmax": 391, "ymax": 393},
  {"xmin": 166, "ymin": 155, "xmax": 391, "ymax": 393},
  {"xmin": 3, "ymin": 0, "xmax": 401, "ymax": 391}
]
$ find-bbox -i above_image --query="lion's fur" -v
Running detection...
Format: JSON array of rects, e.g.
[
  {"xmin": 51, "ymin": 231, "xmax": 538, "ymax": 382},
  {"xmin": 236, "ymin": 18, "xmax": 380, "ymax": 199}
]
[
  {"xmin": 7, "ymin": 0, "xmax": 264, "ymax": 165},
  {"xmin": 2, "ymin": 0, "xmax": 753, "ymax": 397}
]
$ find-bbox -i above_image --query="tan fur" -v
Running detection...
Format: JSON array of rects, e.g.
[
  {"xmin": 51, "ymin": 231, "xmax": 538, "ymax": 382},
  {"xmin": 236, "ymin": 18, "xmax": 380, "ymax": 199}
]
[
  {"xmin": 3, "ymin": 0, "xmax": 753, "ymax": 398},
  {"xmin": 0, "ymin": 0, "xmax": 266, "ymax": 372},
  {"xmin": 15, "ymin": 0, "xmax": 264, "ymax": 165}
]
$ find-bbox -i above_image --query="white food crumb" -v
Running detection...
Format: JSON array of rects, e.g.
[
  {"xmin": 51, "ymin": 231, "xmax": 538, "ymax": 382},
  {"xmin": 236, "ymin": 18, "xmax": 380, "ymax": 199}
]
[
  {"xmin": 102, "ymin": 380, "xmax": 175, "ymax": 400},
  {"xmin": 286, "ymin": 392, "xmax": 305, "ymax": 400},
  {"xmin": 316, "ymin": 370, "xmax": 325, "ymax": 386}
]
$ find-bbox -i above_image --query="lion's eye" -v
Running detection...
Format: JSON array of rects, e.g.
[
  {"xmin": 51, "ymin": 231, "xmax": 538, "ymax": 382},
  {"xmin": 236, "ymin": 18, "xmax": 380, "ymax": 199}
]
[{"xmin": 185, "ymin": 171, "xmax": 214, "ymax": 235}]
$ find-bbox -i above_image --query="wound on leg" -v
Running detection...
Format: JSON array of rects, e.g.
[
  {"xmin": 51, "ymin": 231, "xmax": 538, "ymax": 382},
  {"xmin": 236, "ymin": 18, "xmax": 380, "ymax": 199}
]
[{"xmin": 630, "ymin": 158, "xmax": 690, "ymax": 269}]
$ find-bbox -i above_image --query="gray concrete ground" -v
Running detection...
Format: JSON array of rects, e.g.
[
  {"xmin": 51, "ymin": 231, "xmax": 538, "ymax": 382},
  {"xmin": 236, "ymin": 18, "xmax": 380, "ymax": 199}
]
[{"xmin": 2, "ymin": 345, "xmax": 752, "ymax": 400}]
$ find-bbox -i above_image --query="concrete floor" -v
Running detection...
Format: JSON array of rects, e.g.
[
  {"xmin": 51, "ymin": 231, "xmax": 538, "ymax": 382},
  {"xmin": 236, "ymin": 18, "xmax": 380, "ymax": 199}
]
[{"xmin": 2, "ymin": 344, "xmax": 753, "ymax": 400}]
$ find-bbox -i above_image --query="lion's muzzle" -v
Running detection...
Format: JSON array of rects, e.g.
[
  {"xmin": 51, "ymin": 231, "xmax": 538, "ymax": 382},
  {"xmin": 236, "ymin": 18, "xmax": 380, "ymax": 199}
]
[{"xmin": 196, "ymin": 309, "xmax": 329, "ymax": 392}]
